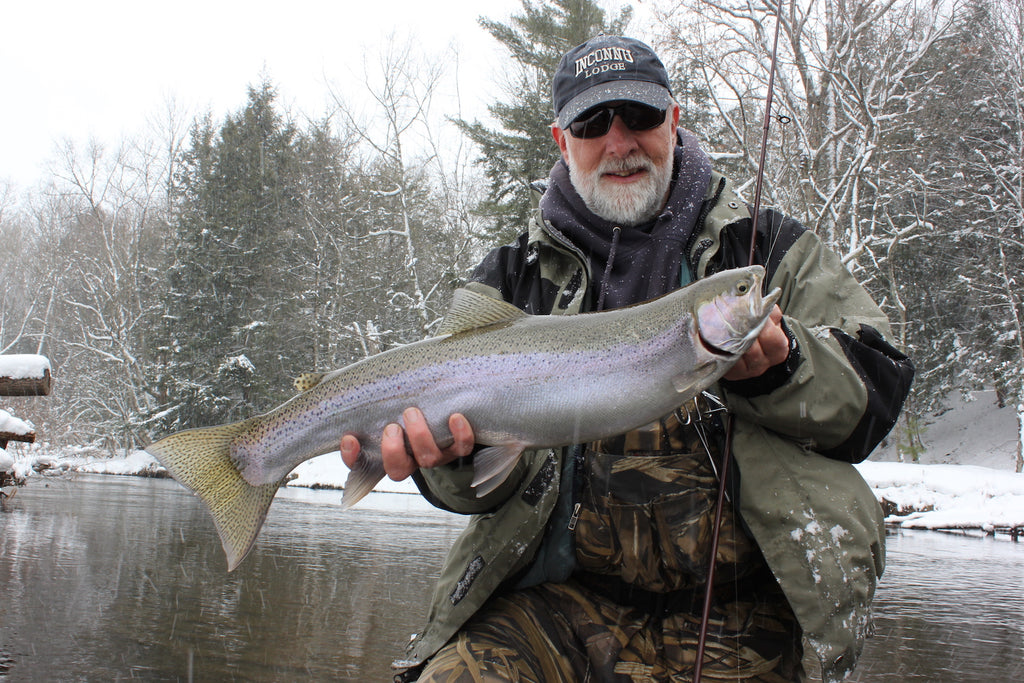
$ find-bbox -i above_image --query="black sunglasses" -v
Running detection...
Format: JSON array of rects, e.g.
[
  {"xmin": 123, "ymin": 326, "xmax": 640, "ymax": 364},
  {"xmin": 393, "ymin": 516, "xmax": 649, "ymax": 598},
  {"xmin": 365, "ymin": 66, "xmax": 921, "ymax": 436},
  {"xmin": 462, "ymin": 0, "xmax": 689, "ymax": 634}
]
[{"xmin": 567, "ymin": 102, "xmax": 667, "ymax": 139}]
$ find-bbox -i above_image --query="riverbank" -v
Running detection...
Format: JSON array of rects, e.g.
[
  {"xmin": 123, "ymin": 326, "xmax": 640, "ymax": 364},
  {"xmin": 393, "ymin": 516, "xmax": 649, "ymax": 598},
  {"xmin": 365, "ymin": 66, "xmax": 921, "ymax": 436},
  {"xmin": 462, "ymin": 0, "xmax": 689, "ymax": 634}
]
[
  {"xmin": 5, "ymin": 443, "xmax": 1023, "ymax": 537},
  {"xmin": 857, "ymin": 461, "xmax": 1023, "ymax": 537}
]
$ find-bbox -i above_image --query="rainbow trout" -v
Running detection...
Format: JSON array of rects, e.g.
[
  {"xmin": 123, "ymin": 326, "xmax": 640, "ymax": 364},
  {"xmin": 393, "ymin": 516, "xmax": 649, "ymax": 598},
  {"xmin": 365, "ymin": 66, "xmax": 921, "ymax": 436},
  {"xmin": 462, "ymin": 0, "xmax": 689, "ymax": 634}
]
[{"xmin": 147, "ymin": 265, "xmax": 779, "ymax": 570}]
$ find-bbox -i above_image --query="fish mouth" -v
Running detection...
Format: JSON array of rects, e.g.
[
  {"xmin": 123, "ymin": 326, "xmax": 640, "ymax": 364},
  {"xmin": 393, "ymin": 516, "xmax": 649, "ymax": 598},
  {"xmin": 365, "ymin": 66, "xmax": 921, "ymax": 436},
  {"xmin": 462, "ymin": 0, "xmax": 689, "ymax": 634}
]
[{"xmin": 696, "ymin": 287, "xmax": 780, "ymax": 358}]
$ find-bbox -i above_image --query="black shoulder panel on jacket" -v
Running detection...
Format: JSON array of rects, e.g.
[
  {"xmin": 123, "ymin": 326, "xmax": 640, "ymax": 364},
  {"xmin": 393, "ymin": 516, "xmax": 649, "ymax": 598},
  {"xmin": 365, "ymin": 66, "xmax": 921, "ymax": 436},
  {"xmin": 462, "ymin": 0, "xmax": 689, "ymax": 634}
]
[
  {"xmin": 711, "ymin": 208, "xmax": 806, "ymax": 283},
  {"xmin": 469, "ymin": 234, "xmax": 566, "ymax": 314},
  {"xmin": 819, "ymin": 325, "xmax": 915, "ymax": 463}
]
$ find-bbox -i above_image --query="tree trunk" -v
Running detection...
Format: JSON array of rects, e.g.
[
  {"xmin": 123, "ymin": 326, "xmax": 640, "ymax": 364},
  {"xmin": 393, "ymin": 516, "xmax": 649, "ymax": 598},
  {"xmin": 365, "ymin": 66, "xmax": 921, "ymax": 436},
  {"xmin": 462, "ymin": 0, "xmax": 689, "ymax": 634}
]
[{"xmin": 1016, "ymin": 403, "xmax": 1023, "ymax": 474}]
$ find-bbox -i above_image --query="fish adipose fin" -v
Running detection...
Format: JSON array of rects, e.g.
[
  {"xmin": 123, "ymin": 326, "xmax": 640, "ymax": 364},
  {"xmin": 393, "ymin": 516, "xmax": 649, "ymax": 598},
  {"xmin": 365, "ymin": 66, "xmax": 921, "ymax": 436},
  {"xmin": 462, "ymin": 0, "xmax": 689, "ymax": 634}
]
[
  {"xmin": 145, "ymin": 420, "xmax": 279, "ymax": 572},
  {"xmin": 471, "ymin": 444, "xmax": 527, "ymax": 497},
  {"xmin": 436, "ymin": 289, "xmax": 528, "ymax": 336},
  {"xmin": 341, "ymin": 455, "xmax": 387, "ymax": 510}
]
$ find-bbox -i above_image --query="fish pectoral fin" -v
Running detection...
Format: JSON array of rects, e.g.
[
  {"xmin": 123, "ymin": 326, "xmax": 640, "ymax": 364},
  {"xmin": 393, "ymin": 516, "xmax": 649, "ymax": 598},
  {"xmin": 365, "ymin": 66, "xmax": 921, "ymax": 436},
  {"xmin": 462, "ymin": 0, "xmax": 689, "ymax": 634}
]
[
  {"xmin": 671, "ymin": 363, "xmax": 718, "ymax": 396},
  {"xmin": 436, "ymin": 288, "xmax": 528, "ymax": 336},
  {"xmin": 341, "ymin": 455, "xmax": 386, "ymax": 510},
  {"xmin": 293, "ymin": 372, "xmax": 328, "ymax": 393},
  {"xmin": 471, "ymin": 444, "xmax": 526, "ymax": 498}
]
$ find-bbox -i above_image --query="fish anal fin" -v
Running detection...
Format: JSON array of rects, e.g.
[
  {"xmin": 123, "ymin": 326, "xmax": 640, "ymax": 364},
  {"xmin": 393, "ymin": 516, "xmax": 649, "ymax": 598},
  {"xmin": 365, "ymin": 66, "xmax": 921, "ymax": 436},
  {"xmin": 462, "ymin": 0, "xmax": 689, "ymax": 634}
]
[
  {"xmin": 294, "ymin": 372, "xmax": 328, "ymax": 393},
  {"xmin": 436, "ymin": 289, "xmax": 528, "ymax": 337},
  {"xmin": 471, "ymin": 444, "xmax": 526, "ymax": 498},
  {"xmin": 341, "ymin": 456, "xmax": 387, "ymax": 510}
]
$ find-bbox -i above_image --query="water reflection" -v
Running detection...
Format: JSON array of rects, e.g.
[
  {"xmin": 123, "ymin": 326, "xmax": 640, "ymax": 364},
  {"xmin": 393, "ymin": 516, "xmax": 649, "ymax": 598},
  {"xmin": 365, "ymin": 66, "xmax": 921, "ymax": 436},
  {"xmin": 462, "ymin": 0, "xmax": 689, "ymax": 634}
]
[
  {"xmin": 850, "ymin": 529, "xmax": 1024, "ymax": 682},
  {"xmin": 0, "ymin": 475, "xmax": 464, "ymax": 681},
  {"xmin": 1, "ymin": 476, "xmax": 1021, "ymax": 682}
]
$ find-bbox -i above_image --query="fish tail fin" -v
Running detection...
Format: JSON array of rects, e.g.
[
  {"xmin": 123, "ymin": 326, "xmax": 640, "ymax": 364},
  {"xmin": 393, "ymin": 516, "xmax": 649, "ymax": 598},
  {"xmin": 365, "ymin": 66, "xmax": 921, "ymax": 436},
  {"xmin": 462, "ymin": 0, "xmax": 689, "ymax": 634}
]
[{"xmin": 146, "ymin": 420, "xmax": 279, "ymax": 571}]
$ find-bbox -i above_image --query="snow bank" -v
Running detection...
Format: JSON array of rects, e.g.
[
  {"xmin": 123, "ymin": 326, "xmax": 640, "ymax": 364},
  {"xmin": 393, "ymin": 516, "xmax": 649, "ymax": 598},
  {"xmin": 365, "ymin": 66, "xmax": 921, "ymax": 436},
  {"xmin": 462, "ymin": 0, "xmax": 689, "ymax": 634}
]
[
  {"xmin": 856, "ymin": 461, "xmax": 1024, "ymax": 532},
  {"xmin": 286, "ymin": 451, "xmax": 419, "ymax": 494},
  {"xmin": 72, "ymin": 449, "xmax": 167, "ymax": 477},
  {"xmin": 873, "ymin": 389, "xmax": 1019, "ymax": 471}
]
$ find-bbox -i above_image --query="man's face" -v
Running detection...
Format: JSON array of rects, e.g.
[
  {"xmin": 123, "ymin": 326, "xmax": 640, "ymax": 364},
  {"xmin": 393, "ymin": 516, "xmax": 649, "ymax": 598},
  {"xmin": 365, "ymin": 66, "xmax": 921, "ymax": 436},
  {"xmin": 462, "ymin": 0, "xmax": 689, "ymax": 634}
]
[{"xmin": 553, "ymin": 101, "xmax": 680, "ymax": 226}]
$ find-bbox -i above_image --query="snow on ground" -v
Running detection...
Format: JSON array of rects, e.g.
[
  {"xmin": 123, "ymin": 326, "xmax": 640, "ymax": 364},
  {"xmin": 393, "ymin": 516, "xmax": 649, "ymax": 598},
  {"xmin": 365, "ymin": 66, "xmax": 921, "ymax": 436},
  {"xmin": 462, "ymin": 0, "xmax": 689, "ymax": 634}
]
[
  {"xmin": 855, "ymin": 461, "xmax": 1024, "ymax": 533},
  {"xmin": 873, "ymin": 389, "xmax": 1020, "ymax": 471}
]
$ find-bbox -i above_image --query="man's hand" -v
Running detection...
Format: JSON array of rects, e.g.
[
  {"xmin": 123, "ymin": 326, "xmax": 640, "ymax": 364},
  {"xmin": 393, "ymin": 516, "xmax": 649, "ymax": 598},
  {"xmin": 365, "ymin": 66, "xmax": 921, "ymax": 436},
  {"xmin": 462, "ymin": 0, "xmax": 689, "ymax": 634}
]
[
  {"xmin": 722, "ymin": 305, "xmax": 790, "ymax": 381},
  {"xmin": 339, "ymin": 408, "xmax": 475, "ymax": 482}
]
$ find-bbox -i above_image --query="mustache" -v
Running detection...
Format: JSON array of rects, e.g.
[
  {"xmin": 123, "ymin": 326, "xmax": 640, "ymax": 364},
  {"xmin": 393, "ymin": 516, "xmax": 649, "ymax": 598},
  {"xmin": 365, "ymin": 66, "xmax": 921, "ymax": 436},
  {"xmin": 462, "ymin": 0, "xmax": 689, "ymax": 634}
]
[{"xmin": 596, "ymin": 153, "xmax": 655, "ymax": 176}]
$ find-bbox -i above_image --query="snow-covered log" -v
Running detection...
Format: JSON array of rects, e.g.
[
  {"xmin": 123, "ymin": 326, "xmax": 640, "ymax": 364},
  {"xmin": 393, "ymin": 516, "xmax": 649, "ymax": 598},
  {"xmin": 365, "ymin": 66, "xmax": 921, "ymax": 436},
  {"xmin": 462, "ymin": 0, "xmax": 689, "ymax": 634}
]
[{"xmin": 0, "ymin": 408, "xmax": 36, "ymax": 445}]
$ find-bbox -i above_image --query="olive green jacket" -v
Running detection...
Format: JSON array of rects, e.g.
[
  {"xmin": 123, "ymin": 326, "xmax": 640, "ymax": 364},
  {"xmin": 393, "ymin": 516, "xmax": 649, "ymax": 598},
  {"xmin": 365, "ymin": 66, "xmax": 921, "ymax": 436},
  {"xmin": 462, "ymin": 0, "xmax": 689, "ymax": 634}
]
[{"xmin": 404, "ymin": 172, "xmax": 912, "ymax": 683}]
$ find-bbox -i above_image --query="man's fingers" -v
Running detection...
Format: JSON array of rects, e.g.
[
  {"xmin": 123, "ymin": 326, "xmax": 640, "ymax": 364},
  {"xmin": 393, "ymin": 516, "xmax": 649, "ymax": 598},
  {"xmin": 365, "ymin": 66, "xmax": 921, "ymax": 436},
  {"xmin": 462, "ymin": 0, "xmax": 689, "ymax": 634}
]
[
  {"xmin": 340, "ymin": 434, "xmax": 360, "ymax": 468},
  {"xmin": 381, "ymin": 422, "xmax": 417, "ymax": 481},
  {"xmin": 724, "ymin": 308, "xmax": 789, "ymax": 381},
  {"xmin": 344, "ymin": 409, "xmax": 476, "ymax": 482},
  {"xmin": 760, "ymin": 308, "xmax": 790, "ymax": 365},
  {"xmin": 446, "ymin": 413, "xmax": 475, "ymax": 459},
  {"xmin": 402, "ymin": 407, "xmax": 446, "ymax": 468},
  {"xmin": 724, "ymin": 344, "xmax": 767, "ymax": 381}
]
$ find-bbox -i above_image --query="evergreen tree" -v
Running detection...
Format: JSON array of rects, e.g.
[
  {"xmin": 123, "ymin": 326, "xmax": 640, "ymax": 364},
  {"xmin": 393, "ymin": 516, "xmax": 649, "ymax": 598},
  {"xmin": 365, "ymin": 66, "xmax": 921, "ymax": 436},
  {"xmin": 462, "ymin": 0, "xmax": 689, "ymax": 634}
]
[
  {"xmin": 162, "ymin": 82, "xmax": 312, "ymax": 428},
  {"xmin": 456, "ymin": 0, "xmax": 632, "ymax": 240}
]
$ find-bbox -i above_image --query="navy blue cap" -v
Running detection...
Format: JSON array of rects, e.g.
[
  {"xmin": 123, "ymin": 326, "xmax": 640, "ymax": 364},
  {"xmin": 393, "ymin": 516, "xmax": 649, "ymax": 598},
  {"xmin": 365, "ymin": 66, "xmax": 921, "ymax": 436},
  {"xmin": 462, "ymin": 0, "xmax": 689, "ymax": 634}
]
[{"xmin": 552, "ymin": 36, "xmax": 674, "ymax": 129}]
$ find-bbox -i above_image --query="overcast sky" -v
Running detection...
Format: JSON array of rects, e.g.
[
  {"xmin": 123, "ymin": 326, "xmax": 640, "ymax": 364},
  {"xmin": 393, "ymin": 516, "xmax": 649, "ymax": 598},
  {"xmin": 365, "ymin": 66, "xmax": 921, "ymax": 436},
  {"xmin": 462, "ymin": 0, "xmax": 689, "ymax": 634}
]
[{"xmin": 1, "ymin": 0, "xmax": 541, "ymax": 189}]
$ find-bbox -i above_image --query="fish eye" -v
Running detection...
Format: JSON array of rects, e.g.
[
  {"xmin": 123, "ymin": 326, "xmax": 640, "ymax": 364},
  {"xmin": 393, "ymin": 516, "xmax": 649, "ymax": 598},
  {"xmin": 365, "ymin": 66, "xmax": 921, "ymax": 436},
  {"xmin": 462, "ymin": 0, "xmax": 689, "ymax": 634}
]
[{"xmin": 737, "ymin": 282, "xmax": 749, "ymax": 294}]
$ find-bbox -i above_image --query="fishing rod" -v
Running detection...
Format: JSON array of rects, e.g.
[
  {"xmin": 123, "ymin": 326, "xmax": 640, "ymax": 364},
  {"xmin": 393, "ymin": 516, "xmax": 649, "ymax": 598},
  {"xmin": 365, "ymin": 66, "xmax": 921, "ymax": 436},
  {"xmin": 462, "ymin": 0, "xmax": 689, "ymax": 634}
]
[{"xmin": 692, "ymin": 2, "xmax": 785, "ymax": 681}]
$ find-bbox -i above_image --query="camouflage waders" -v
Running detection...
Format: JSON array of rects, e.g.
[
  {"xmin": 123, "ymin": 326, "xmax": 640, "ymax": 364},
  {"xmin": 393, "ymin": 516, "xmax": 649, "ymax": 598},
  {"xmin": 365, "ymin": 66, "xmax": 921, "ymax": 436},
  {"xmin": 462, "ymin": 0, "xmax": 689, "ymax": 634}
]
[{"xmin": 416, "ymin": 402, "xmax": 805, "ymax": 682}]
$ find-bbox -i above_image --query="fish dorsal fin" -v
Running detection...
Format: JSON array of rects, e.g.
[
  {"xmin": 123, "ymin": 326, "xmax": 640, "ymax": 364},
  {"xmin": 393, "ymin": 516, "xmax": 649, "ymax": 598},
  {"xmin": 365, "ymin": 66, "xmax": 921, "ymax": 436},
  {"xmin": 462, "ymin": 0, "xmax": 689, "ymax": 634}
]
[
  {"xmin": 436, "ymin": 288, "xmax": 528, "ymax": 336},
  {"xmin": 293, "ymin": 372, "xmax": 327, "ymax": 393}
]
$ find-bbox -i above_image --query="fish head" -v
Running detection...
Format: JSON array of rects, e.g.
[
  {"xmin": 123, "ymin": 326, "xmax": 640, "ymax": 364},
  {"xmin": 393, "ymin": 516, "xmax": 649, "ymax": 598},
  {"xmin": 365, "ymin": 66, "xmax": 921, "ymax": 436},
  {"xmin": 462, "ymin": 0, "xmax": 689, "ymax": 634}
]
[{"xmin": 695, "ymin": 266, "xmax": 782, "ymax": 358}]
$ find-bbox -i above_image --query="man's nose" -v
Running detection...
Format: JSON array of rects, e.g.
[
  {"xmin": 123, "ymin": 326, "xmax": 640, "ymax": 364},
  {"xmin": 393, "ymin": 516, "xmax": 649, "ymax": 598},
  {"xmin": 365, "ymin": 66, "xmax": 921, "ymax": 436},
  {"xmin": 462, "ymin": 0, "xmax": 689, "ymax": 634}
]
[{"xmin": 603, "ymin": 116, "xmax": 640, "ymax": 157}]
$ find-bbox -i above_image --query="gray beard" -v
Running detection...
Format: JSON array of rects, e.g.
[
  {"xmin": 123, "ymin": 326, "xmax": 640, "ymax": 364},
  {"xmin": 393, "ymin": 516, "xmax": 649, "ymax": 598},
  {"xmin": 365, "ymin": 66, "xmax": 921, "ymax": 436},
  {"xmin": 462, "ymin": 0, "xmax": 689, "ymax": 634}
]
[{"xmin": 568, "ymin": 151, "xmax": 673, "ymax": 226}]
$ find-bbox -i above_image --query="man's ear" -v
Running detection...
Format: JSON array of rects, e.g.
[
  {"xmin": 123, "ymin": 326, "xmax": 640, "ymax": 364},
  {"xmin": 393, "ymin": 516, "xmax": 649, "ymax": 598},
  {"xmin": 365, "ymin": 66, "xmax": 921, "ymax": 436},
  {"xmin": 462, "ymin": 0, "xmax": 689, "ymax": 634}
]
[{"xmin": 551, "ymin": 123, "xmax": 570, "ymax": 163}]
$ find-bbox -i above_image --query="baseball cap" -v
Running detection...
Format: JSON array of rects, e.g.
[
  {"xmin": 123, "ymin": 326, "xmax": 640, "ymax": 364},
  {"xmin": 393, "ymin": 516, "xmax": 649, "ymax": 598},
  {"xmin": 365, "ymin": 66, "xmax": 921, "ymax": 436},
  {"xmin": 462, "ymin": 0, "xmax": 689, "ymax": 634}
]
[{"xmin": 552, "ymin": 35, "xmax": 674, "ymax": 129}]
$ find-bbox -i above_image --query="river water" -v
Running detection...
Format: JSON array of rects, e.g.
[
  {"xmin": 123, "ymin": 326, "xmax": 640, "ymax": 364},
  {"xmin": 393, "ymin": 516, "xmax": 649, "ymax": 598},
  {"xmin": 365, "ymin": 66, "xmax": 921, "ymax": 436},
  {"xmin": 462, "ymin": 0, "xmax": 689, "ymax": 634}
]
[{"xmin": 1, "ymin": 474, "xmax": 1022, "ymax": 682}]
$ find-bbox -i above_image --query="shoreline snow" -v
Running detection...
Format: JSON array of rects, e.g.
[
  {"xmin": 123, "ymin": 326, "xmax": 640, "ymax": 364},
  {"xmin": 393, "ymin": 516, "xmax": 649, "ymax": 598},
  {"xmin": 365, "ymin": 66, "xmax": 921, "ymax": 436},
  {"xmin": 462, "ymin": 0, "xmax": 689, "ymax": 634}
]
[{"xmin": 4, "ymin": 445, "xmax": 1022, "ymax": 535}]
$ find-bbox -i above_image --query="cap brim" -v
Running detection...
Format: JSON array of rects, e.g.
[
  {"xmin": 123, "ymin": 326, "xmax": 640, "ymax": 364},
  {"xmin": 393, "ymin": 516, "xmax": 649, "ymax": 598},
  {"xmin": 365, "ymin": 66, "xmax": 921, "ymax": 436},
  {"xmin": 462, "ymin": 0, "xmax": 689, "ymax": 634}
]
[{"xmin": 557, "ymin": 80, "xmax": 673, "ymax": 129}]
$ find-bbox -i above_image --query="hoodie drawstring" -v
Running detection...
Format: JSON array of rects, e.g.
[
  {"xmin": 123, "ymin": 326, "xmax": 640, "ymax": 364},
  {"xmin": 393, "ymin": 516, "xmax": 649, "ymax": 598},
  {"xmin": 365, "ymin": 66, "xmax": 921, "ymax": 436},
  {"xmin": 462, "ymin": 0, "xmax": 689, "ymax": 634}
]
[{"xmin": 595, "ymin": 226, "xmax": 621, "ymax": 312}]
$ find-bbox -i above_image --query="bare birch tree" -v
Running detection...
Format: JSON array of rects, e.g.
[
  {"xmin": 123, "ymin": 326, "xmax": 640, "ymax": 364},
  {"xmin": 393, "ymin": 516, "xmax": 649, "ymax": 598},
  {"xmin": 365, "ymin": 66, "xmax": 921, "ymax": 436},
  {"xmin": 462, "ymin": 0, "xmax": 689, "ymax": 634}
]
[
  {"xmin": 42, "ymin": 137, "xmax": 177, "ymax": 449},
  {"xmin": 329, "ymin": 38, "xmax": 483, "ymax": 348},
  {"xmin": 657, "ymin": 0, "xmax": 956, "ymax": 266},
  {"xmin": 654, "ymin": 0, "xmax": 962, "ymax": 457}
]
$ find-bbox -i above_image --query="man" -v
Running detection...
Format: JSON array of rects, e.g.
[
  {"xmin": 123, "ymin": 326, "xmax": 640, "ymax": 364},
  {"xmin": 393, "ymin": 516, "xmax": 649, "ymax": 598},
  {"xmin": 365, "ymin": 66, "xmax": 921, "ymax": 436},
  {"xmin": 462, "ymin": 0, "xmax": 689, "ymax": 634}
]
[{"xmin": 342, "ymin": 36, "xmax": 913, "ymax": 683}]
